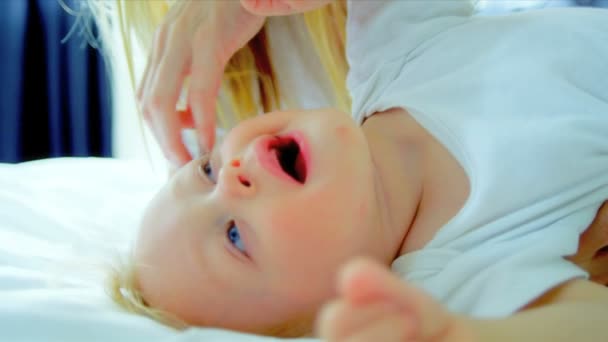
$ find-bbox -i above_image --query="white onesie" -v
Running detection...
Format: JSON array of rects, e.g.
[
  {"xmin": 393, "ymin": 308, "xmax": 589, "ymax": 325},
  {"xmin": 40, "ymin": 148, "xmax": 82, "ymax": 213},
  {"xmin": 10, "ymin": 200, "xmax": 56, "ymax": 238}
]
[{"xmin": 347, "ymin": 0, "xmax": 608, "ymax": 318}]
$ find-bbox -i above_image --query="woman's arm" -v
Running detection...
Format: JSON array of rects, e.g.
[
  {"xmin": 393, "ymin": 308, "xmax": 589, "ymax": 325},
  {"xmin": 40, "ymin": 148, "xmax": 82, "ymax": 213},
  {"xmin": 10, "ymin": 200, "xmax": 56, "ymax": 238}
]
[
  {"xmin": 469, "ymin": 279, "xmax": 608, "ymax": 342},
  {"xmin": 472, "ymin": 202, "xmax": 608, "ymax": 341},
  {"xmin": 473, "ymin": 202, "xmax": 608, "ymax": 340}
]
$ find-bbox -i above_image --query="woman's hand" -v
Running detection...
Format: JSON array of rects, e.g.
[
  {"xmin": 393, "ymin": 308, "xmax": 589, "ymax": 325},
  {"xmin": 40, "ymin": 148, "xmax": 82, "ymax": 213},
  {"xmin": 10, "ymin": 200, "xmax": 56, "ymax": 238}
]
[
  {"xmin": 569, "ymin": 201, "xmax": 608, "ymax": 285},
  {"xmin": 137, "ymin": 1, "xmax": 265, "ymax": 166},
  {"xmin": 240, "ymin": 0, "xmax": 332, "ymax": 16},
  {"xmin": 138, "ymin": 0, "xmax": 333, "ymax": 167},
  {"xmin": 316, "ymin": 258, "xmax": 471, "ymax": 342}
]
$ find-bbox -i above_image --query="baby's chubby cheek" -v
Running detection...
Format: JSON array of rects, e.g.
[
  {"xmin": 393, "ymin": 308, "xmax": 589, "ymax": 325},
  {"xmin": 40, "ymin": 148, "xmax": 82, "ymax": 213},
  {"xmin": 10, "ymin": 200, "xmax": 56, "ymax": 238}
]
[
  {"xmin": 334, "ymin": 124, "xmax": 358, "ymax": 144},
  {"xmin": 264, "ymin": 203, "xmax": 330, "ymax": 254},
  {"xmin": 265, "ymin": 194, "xmax": 361, "ymax": 246},
  {"xmin": 334, "ymin": 124, "xmax": 349, "ymax": 138},
  {"xmin": 358, "ymin": 201, "xmax": 369, "ymax": 220}
]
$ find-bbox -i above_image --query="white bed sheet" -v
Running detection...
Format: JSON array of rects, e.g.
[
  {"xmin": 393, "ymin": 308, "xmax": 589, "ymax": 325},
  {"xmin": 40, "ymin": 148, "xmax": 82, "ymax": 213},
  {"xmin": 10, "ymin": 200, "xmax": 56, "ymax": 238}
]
[{"xmin": 0, "ymin": 158, "xmax": 316, "ymax": 342}]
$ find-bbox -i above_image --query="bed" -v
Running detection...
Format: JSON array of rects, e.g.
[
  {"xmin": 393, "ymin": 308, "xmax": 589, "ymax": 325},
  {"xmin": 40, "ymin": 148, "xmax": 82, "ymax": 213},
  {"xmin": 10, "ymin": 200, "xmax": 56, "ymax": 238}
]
[
  {"xmin": 4, "ymin": 2, "xmax": 605, "ymax": 340},
  {"xmin": 0, "ymin": 157, "xmax": 316, "ymax": 341}
]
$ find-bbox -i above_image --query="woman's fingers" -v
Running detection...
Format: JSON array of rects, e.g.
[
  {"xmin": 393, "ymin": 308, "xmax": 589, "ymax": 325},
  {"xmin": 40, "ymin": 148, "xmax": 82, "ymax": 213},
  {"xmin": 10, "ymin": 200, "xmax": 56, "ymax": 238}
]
[
  {"xmin": 139, "ymin": 3, "xmax": 217, "ymax": 158},
  {"xmin": 136, "ymin": 1, "xmax": 266, "ymax": 164},
  {"xmin": 569, "ymin": 201, "xmax": 608, "ymax": 285},
  {"xmin": 240, "ymin": 0, "xmax": 292, "ymax": 16},
  {"xmin": 148, "ymin": 29, "xmax": 193, "ymax": 164},
  {"xmin": 137, "ymin": 8, "xmax": 193, "ymax": 165},
  {"xmin": 137, "ymin": 25, "xmax": 166, "ymax": 105},
  {"xmin": 188, "ymin": 3, "xmax": 264, "ymax": 152},
  {"xmin": 240, "ymin": 0, "xmax": 332, "ymax": 16},
  {"xmin": 188, "ymin": 30, "xmax": 223, "ymax": 153},
  {"xmin": 136, "ymin": 50, "xmax": 153, "ymax": 105},
  {"xmin": 583, "ymin": 202, "xmax": 608, "ymax": 258},
  {"xmin": 153, "ymin": 109, "xmax": 192, "ymax": 165},
  {"xmin": 143, "ymin": 68, "xmax": 193, "ymax": 164},
  {"xmin": 580, "ymin": 202, "xmax": 608, "ymax": 285}
]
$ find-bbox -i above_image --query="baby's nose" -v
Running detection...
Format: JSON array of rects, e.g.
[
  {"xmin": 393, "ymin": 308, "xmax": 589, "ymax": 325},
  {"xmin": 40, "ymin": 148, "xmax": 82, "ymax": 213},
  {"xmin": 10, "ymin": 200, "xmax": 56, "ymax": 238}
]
[{"xmin": 218, "ymin": 158, "xmax": 255, "ymax": 199}]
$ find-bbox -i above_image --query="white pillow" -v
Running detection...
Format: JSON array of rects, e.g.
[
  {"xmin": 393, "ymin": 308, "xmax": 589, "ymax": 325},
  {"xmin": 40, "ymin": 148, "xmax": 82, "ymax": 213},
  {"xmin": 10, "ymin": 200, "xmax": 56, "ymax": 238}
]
[{"xmin": 0, "ymin": 158, "xmax": 316, "ymax": 342}]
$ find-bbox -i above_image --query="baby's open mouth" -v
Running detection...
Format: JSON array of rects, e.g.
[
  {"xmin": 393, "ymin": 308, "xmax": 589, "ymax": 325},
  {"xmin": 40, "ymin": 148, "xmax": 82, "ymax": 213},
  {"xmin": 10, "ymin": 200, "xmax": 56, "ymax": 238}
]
[{"xmin": 268, "ymin": 135, "xmax": 307, "ymax": 184}]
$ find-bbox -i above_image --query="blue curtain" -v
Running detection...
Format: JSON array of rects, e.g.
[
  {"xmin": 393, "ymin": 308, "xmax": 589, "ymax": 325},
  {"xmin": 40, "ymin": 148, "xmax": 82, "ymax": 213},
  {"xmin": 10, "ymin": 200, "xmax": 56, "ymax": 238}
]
[{"xmin": 0, "ymin": 0, "xmax": 111, "ymax": 163}]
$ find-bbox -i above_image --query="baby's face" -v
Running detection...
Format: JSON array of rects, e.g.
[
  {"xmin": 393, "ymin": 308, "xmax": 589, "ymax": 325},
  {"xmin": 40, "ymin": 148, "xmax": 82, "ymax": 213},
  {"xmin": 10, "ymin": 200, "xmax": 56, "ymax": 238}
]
[{"xmin": 135, "ymin": 109, "xmax": 388, "ymax": 334}]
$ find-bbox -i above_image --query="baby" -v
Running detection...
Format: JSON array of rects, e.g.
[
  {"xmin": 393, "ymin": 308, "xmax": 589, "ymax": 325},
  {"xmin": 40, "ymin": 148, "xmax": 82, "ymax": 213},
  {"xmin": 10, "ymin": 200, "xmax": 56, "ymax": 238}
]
[
  {"xmin": 135, "ymin": 107, "xmax": 407, "ymax": 335},
  {"xmin": 124, "ymin": 1, "xmax": 608, "ymax": 340}
]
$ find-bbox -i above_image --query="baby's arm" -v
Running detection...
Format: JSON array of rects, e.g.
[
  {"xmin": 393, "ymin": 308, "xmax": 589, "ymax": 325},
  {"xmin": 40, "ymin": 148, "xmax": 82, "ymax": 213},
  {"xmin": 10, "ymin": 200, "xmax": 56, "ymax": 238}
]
[{"xmin": 317, "ymin": 259, "xmax": 608, "ymax": 342}]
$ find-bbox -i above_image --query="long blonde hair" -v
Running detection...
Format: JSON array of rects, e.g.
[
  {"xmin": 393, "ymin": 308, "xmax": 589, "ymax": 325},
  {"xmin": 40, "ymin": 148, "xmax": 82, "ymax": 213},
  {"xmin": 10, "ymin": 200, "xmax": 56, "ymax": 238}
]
[{"xmin": 86, "ymin": 0, "xmax": 349, "ymax": 336}]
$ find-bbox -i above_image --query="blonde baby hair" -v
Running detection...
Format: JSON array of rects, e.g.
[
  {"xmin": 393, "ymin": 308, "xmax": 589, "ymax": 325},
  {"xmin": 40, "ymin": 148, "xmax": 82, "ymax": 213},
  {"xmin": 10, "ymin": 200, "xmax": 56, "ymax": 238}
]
[{"xmin": 86, "ymin": 0, "xmax": 349, "ymax": 337}]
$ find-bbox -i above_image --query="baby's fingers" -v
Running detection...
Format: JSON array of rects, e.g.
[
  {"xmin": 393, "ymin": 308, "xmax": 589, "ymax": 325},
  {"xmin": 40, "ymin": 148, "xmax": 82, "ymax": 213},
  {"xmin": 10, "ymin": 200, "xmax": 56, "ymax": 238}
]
[
  {"xmin": 344, "ymin": 315, "xmax": 414, "ymax": 342},
  {"xmin": 317, "ymin": 300, "xmax": 414, "ymax": 342},
  {"xmin": 339, "ymin": 258, "xmax": 449, "ymax": 340},
  {"xmin": 317, "ymin": 300, "xmax": 407, "ymax": 341}
]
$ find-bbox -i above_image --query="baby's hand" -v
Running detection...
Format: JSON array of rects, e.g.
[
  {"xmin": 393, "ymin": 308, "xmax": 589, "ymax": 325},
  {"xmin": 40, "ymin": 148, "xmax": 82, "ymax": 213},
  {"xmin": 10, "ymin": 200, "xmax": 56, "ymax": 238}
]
[{"xmin": 316, "ymin": 258, "xmax": 472, "ymax": 342}]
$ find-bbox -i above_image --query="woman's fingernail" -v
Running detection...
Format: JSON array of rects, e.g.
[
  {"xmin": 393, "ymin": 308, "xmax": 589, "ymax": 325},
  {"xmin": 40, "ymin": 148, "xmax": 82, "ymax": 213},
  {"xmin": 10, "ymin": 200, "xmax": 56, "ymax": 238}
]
[
  {"xmin": 169, "ymin": 156, "xmax": 182, "ymax": 167},
  {"xmin": 168, "ymin": 163, "xmax": 179, "ymax": 176}
]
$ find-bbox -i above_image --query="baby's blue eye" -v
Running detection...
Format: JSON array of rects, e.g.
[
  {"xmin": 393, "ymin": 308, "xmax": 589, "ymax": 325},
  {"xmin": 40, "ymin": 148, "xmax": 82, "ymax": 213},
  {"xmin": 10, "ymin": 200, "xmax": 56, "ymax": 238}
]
[{"xmin": 228, "ymin": 222, "xmax": 246, "ymax": 253}]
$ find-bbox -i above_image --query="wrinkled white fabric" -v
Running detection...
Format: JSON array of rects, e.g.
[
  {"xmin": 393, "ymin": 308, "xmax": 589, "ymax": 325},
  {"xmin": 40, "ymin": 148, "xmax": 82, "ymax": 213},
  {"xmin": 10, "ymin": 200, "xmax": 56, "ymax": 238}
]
[{"xmin": 347, "ymin": 0, "xmax": 608, "ymax": 317}]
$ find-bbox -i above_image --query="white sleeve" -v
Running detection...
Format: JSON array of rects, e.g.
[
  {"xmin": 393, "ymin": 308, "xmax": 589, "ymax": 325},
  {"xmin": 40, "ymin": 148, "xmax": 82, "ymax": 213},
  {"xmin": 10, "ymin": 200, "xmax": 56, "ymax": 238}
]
[
  {"xmin": 346, "ymin": 0, "xmax": 474, "ymax": 90},
  {"xmin": 392, "ymin": 213, "xmax": 592, "ymax": 318}
]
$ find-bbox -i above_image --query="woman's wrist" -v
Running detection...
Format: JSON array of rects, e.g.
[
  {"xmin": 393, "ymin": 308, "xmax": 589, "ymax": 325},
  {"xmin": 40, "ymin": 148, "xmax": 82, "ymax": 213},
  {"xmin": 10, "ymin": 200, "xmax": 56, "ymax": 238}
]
[{"xmin": 239, "ymin": 0, "xmax": 333, "ymax": 16}]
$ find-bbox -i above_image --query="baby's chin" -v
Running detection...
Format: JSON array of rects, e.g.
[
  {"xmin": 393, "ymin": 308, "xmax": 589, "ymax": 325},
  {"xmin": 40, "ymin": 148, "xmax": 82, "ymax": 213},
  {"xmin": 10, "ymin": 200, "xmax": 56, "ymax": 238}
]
[
  {"xmin": 160, "ymin": 301, "xmax": 316, "ymax": 338},
  {"xmin": 239, "ymin": 310, "xmax": 317, "ymax": 338}
]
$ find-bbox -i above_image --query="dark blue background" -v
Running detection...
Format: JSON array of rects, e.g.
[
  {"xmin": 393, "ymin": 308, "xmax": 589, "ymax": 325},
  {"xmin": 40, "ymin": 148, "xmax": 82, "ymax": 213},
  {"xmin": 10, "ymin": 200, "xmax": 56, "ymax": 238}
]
[{"xmin": 0, "ymin": 0, "xmax": 111, "ymax": 163}]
